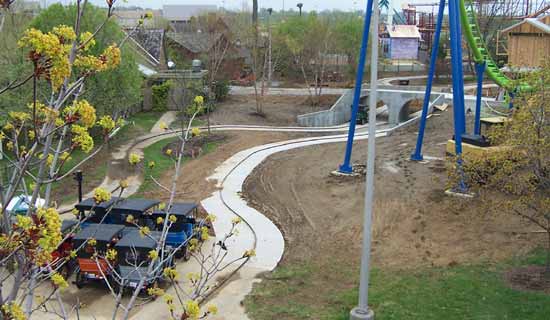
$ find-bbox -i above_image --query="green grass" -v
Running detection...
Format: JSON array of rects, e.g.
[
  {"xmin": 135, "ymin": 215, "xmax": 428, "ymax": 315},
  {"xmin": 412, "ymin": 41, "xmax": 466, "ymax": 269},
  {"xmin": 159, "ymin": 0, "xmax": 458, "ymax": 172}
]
[
  {"xmin": 245, "ymin": 250, "xmax": 550, "ymax": 320},
  {"xmin": 113, "ymin": 112, "xmax": 162, "ymax": 143},
  {"xmin": 134, "ymin": 136, "xmax": 222, "ymax": 197}
]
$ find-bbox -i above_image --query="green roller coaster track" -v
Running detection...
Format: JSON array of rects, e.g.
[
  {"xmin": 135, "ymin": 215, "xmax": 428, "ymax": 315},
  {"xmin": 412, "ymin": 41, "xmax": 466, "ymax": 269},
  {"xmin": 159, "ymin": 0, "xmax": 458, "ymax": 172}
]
[{"xmin": 459, "ymin": 0, "xmax": 523, "ymax": 91}]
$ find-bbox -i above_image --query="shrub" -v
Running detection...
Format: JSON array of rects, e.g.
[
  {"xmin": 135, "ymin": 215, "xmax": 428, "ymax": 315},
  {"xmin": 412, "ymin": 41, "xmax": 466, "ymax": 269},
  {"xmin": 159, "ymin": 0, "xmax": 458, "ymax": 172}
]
[
  {"xmin": 213, "ymin": 80, "xmax": 230, "ymax": 102},
  {"xmin": 151, "ymin": 80, "xmax": 172, "ymax": 112}
]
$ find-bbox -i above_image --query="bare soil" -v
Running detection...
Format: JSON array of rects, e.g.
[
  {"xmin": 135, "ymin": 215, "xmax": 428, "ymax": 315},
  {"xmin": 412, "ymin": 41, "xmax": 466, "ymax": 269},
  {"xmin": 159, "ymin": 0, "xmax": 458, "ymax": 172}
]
[
  {"xmin": 207, "ymin": 95, "xmax": 340, "ymax": 126},
  {"xmin": 145, "ymin": 131, "xmax": 310, "ymax": 204},
  {"xmin": 242, "ymin": 109, "xmax": 544, "ymax": 271},
  {"xmin": 505, "ymin": 266, "xmax": 550, "ymax": 294}
]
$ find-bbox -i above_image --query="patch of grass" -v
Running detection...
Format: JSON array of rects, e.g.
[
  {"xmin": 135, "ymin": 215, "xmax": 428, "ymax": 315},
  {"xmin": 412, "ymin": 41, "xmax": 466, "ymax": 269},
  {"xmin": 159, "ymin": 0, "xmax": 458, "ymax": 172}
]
[
  {"xmin": 134, "ymin": 137, "xmax": 222, "ymax": 197},
  {"xmin": 113, "ymin": 112, "xmax": 162, "ymax": 143},
  {"xmin": 245, "ymin": 250, "xmax": 550, "ymax": 320}
]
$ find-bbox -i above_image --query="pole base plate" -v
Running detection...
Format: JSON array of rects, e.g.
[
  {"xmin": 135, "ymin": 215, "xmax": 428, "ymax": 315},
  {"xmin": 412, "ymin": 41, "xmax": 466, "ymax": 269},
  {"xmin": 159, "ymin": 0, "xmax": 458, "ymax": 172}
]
[{"xmin": 350, "ymin": 307, "xmax": 375, "ymax": 320}]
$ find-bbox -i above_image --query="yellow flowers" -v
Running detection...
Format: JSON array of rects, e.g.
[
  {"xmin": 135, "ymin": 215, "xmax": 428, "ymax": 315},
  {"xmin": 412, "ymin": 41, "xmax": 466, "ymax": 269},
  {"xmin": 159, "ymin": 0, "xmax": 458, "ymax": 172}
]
[
  {"xmin": 164, "ymin": 294, "xmax": 175, "ymax": 312},
  {"xmin": 191, "ymin": 127, "xmax": 201, "ymax": 137},
  {"xmin": 163, "ymin": 267, "xmax": 179, "ymax": 280},
  {"xmin": 106, "ymin": 249, "xmax": 117, "ymax": 260},
  {"xmin": 185, "ymin": 272, "xmax": 200, "ymax": 283},
  {"xmin": 65, "ymin": 100, "xmax": 97, "ymax": 128},
  {"xmin": 71, "ymin": 125, "xmax": 94, "ymax": 153},
  {"xmin": 1, "ymin": 302, "xmax": 26, "ymax": 320},
  {"xmin": 15, "ymin": 215, "xmax": 33, "ymax": 231},
  {"xmin": 184, "ymin": 300, "xmax": 200, "ymax": 320},
  {"xmin": 97, "ymin": 115, "xmax": 116, "ymax": 132},
  {"xmin": 158, "ymin": 202, "xmax": 166, "ymax": 210},
  {"xmin": 148, "ymin": 161, "xmax": 156, "ymax": 169},
  {"xmin": 243, "ymin": 249, "xmax": 256, "ymax": 258},
  {"xmin": 51, "ymin": 272, "xmax": 69, "ymax": 290},
  {"xmin": 200, "ymin": 226, "xmax": 209, "ymax": 241},
  {"xmin": 188, "ymin": 238, "xmax": 199, "ymax": 251},
  {"xmin": 71, "ymin": 208, "xmax": 80, "ymax": 217},
  {"xmin": 156, "ymin": 216, "xmax": 164, "ymax": 225},
  {"xmin": 126, "ymin": 215, "xmax": 135, "ymax": 223},
  {"xmin": 36, "ymin": 208, "xmax": 61, "ymax": 245},
  {"xmin": 147, "ymin": 287, "xmax": 165, "ymax": 297},
  {"xmin": 207, "ymin": 304, "xmax": 218, "ymax": 315},
  {"xmin": 79, "ymin": 31, "xmax": 96, "ymax": 51},
  {"xmin": 119, "ymin": 179, "xmax": 129, "ymax": 189},
  {"xmin": 206, "ymin": 214, "xmax": 216, "ymax": 223},
  {"xmin": 129, "ymin": 153, "xmax": 141, "ymax": 165},
  {"xmin": 52, "ymin": 25, "xmax": 76, "ymax": 42},
  {"xmin": 101, "ymin": 45, "xmax": 121, "ymax": 70},
  {"xmin": 144, "ymin": 12, "xmax": 154, "ymax": 19},
  {"xmin": 168, "ymin": 215, "xmax": 177, "ymax": 224},
  {"xmin": 18, "ymin": 27, "xmax": 74, "ymax": 91},
  {"xmin": 93, "ymin": 187, "xmax": 111, "ymax": 203},
  {"xmin": 148, "ymin": 249, "xmax": 158, "ymax": 261},
  {"xmin": 159, "ymin": 121, "xmax": 168, "ymax": 130},
  {"xmin": 8, "ymin": 111, "xmax": 31, "ymax": 123},
  {"xmin": 194, "ymin": 96, "xmax": 204, "ymax": 105},
  {"xmin": 28, "ymin": 130, "xmax": 35, "ymax": 140},
  {"xmin": 231, "ymin": 217, "xmax": 242, "ymax": 225},
  {"xmin": 139, "ymin": 226, "xmax": 150, "ymax": 237},
  {"xmin": 165, "ymin": 149, "xmax": 173, "ymax": 156},
  {"xmin": 88, "ymin": 238, "xmax": 97, "ymax": 246}
]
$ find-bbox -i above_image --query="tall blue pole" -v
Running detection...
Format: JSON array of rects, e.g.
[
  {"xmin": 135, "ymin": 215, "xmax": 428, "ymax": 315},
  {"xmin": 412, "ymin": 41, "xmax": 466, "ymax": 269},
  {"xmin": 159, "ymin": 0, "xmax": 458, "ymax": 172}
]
[
  {"xmin": 448, "ymin": 0, "xmax": 467, "ymax": 191},
  {"xmin": 453, "ymin": 0, "xmax": 466, "ymax": 135},
  {"xmin": 411, "ymin": 0, "xmax": 446, "ymax": 161},
  {"xmin": 339, "ymin": 0, "xmax": 375, "ymax": 174},
  {"xmin": 473, "ymin": 62, "xmax": 485, "ymax": 136}
]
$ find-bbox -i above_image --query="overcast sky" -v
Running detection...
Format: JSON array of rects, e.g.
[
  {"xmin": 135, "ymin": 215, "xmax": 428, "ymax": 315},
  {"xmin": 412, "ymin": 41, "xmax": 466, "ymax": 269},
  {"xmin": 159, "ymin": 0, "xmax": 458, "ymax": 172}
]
[{"xmin": 81, "ymin": 0, "xmax": 432, "ymax": 12}]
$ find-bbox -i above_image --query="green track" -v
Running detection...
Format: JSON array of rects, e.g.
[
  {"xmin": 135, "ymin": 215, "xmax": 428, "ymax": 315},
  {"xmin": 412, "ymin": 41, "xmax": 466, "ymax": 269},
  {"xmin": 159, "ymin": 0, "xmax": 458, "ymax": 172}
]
[{"xmin": 459, "ymin": 0, "xmax": 516, "ymax": 90}]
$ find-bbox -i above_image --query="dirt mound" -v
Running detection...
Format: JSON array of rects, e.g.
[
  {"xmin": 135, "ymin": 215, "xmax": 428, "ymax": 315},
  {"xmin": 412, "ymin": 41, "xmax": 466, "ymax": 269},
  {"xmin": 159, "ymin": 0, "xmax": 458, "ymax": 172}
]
[{"xmin": 505, "ymin": 266, "xmax": 550, "ymax": 294}]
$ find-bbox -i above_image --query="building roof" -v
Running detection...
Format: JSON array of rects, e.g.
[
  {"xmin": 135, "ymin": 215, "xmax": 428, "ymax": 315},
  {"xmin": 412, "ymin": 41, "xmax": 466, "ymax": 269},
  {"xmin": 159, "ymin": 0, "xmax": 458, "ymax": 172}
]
[
  {"xmin": 501, "ymin": 17, "xmax": 550, "ymax": 34},
  {"xmin": 388, "ymin": 25, "xmax": 421, "ymax": 38},
  {"xmin": 129, "ymin": 29, "xmax": 164, "ymax": 63},
  {"xmin": 162, "ymin": 5, "xmax": 217, "ymax": 22},
  {"xmin": 166, "ymin": 32, "xmax": 222, "ymax": 53}
]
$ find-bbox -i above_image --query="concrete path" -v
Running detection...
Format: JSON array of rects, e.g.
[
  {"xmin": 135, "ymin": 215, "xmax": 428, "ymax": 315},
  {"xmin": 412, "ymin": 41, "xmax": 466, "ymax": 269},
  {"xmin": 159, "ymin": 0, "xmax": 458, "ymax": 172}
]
[{"xmin": 230, "ymin": 86, "xmax": 348, "ymax": 96}]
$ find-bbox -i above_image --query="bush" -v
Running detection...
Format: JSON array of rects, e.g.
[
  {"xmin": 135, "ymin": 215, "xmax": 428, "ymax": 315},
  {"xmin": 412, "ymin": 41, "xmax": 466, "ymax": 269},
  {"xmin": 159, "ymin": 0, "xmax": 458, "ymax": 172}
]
[
  {"xmin": 151, "ymin": 81, "xmax": 172, "ymax": 112},
  {"xmin": 213, "ymin": 80, "xmax": 230, "ymax": 102}
]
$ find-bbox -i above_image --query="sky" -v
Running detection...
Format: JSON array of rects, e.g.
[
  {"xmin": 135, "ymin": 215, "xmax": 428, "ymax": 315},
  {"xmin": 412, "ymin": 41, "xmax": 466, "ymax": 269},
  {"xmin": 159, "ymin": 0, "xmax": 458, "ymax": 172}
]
[{"xmin": 79, "ymin": 0, "xmax": 432, "ymax": 13}]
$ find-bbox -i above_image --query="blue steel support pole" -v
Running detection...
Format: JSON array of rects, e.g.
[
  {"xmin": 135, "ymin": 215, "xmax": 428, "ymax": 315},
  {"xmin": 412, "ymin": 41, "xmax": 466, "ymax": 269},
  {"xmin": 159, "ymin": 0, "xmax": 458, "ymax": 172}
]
[
  {"xmin": 474, "ymin": 62, "xmax": 486, "ymax": 136},
  {"xmin": 339, "ymin": 0, "xmax": 375, "ymax": 173},
  {"xmin": 410, "ymin": 0, "xmax": 446, "ymax": 161},
  {"xmin": 448, "ymin": 0, "xmax": 467, "ymax": 191},
  {"xmin": 453, "ymin": 0, "xmax": 466, "ymax": 135}
]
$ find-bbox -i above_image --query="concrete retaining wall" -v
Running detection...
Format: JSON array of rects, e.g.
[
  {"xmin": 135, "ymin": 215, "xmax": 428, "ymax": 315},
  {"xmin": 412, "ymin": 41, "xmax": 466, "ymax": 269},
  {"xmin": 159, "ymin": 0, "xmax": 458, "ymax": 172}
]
[{"xmin": 297, "ymin": 84, "xmax": 446, "ymax": 127}]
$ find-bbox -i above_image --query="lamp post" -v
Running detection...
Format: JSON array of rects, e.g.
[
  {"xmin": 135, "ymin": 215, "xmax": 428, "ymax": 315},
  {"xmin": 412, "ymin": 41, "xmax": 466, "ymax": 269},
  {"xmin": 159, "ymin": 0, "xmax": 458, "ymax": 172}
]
[
  {"xmin": 267, "ymin": 8, "xmax": 273, "ymax": 89},
  {"xmin": 297, "ymin": 3, "xmax": 303, "ymax": 16},
  {"xmin": 350, "ymin": 1, "xmax": 379, "ymax": 319}
]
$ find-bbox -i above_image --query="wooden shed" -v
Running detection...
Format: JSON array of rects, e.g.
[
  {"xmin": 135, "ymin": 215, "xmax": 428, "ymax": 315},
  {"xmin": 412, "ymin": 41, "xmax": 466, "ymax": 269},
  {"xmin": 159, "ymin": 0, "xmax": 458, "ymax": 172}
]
[
  {"xmin": 502, "ymin": 16, "xmax": 550, "ymax": 68},
  {"xmin": 385, "ymin": 25, "xmax": 421, "ymax": 60}
]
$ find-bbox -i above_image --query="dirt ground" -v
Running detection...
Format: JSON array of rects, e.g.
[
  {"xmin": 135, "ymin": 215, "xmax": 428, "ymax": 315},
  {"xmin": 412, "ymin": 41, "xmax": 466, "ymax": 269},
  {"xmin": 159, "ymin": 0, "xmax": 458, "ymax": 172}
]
[
  {"xmin": 242, "ymin": 108, "xmax": 544, "ymax": 281},
  {"xmin": 144, "ymin": 131, "xmax": 310, "ymax": 204},
  {"xmin": 207, "ymin": 95, "xmax": 339, "ymax": 126}
]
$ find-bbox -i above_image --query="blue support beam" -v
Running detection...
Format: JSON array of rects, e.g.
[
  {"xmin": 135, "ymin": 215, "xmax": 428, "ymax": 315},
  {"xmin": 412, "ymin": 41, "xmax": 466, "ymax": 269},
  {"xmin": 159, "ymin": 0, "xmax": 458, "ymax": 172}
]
[
  {"xmin": 339, "ymin": 0, "xmax": 375, "ymax": 174},
  {"xmin": 474, "ymin": 62, "xmax": 486, "ymax": 136},
  {"xmin": 448, "ymin": 0, "xmax": 467, "ymax": 192},
  {"xmin": 411, "ymin": 0, "xmax": 446, "ymax": 161}
]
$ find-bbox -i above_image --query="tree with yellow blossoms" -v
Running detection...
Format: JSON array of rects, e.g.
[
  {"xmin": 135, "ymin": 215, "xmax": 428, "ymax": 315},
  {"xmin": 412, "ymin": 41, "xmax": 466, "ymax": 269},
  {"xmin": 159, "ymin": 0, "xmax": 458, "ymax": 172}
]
[{"xmin": 0, "ymin": 2, "xmax": 253, "ymax": 319}]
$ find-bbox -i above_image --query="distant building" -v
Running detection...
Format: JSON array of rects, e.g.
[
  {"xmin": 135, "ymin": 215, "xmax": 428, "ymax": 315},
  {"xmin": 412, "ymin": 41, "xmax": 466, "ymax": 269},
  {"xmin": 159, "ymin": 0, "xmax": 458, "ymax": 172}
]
[
  {"xmin": 115, "ymin": 9, "xmax": 162, "ymax": 28},
  {"xmin": 162, "ymin": 5, "xmax": 218, "ymax": 32},
  {"xmin": 383, "ymin": 25, "xmax": 421, "ymax": 60},
  {"xmin": 501, "ymin": 16, "xmax": 550, "ymax": 68}
]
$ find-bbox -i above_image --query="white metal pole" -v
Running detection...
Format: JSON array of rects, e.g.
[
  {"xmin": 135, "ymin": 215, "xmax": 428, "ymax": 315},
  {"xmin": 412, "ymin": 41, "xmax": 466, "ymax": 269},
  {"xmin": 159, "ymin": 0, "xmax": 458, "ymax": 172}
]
[{"xmin": 350, "ymin": 1, "xmax": 379, "ymax": 320}]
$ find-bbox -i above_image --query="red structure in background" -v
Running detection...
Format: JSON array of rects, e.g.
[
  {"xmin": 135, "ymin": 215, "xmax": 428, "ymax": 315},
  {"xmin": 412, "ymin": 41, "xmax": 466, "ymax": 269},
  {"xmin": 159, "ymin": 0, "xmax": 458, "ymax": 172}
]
[{"xmin": 402, "ymin": 3, "xmax": 439, "ymax": 52}]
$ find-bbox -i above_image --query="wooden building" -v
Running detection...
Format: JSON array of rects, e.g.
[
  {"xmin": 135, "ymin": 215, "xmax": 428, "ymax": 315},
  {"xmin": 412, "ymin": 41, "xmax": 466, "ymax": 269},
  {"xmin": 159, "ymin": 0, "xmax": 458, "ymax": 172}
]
[
  {"xmin": 383, "ymin": 25, "xmax": 421, "ymax": 60},
  {"xmin": 502, "ymin": 16, "xmax": 550, "ymax": 68}
]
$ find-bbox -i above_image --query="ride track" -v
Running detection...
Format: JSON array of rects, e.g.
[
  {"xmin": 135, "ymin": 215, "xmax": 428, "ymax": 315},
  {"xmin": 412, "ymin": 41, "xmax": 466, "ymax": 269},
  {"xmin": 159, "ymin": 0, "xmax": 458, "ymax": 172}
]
[{"xmin": 114, "ymin": 111, "xmax": 427, "ymax": 318}]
